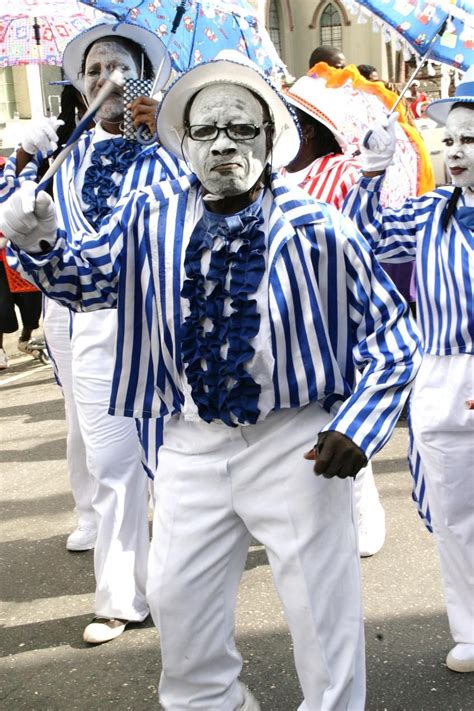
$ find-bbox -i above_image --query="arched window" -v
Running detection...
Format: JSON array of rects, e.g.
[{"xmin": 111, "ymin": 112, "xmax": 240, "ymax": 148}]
[
  {"xmin": 268, "ymin": 0, "xmax": 282, "ymax": 57},
  {"xmin": 320, "ymin": 3, "xmax": 342, "ymax": 50}
]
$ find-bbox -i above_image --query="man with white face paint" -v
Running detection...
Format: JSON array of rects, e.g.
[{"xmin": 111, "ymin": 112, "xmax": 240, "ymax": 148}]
[
  {"xmin": 184, "ymin": 84, "xmax": 270, "ymax": 199},
  {"xmin": 0, "ymin": 19, "xmax": 186, "ymax": 645},
  {"xmin": 0, "ymin": 51, "xmax": 421, "ymax": 707},
  {"xmin": 344, "ymin": 67, "xmax": 474, "ymax": 674}
]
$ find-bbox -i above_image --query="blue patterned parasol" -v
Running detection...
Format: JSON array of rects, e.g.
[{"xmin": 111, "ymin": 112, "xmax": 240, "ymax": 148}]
[
  {"xmin": 0, "ymin": 0, "xmax": 104, "ymax": 67},
  {"xmin": 78, "ymin": 0, "xmax": 286, "ymax": 77},
  {"xmin": 342, "ymin": 0, "xmax": 474, "ymax": 72}
]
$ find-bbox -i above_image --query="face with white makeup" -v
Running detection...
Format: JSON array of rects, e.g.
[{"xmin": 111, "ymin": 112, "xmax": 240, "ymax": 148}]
[
  {"xmin": 82, "ymin": 38, "xmax": 142, "ymax": 132},
  {"xmin": 443, "ymin": 104, "xmax": 474, "ymax": 189},
  {"xmin": 183, "ymin": 83, "xmax": 273, "ymax": 212}
]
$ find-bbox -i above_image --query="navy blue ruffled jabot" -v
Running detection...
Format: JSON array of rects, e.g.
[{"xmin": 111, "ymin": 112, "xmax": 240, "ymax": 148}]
[
  {"xmin": 181, "ymin": 196, "xmax": 266, "ymax": 426},
  {"xmin": 81, "ymin": 137, "xmax": 142, "ymax": 229}
]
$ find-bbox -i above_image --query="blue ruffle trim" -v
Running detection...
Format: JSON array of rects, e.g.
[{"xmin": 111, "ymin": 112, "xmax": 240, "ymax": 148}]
[
  {"xmin": 181, "ymin": 201, "xmax": 266, "ymax": 426},
  {"xmin": 81, "ymin": 137, "xmax": 142, "ymax": 229}
]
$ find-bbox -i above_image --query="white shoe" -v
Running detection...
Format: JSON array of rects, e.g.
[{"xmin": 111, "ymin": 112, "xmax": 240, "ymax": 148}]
[
  {"xmin": 18, "ymin": 337, "xmax": 46, "ymax": 354},
  {"xmin": 358, "ymin": 501, "xmax": 386, "ymax": 557},
  {"xmin": 0, "ymin": 348, "xmax": 8, "ymax": 370},
  {"xmin": 66, "ymin": 524, "xmax": 97, "ymax": 551},
  {"xmin": 446, "ymin": 643, "xmax": 474, "ymax": 672},
  {"xmin": 17, "ymin": 338, "xmax": 34, "ymax": 354},
  {"xmin": 83, "ymin": 617, "xmax": 130, "ymax": 644},
  {"xmin": 236, "ymin": 682, "xmax": 261, "ymax": 711}
]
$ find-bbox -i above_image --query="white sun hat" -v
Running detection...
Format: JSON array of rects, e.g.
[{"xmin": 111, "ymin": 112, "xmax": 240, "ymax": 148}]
[
  {"xmin": 155, "ymin": 50, "xmax": 300, "ymax": 169},
  {"xmin": 283, "ymin": 75, "xmax": 348, "ymax": 151},
  {"xmin": 425, "ymin": 65, "xmax": 474, "ymax": 125},
  {"xmin": 62, "ymin": 19, "xmax": 171, "ymax": 93}
]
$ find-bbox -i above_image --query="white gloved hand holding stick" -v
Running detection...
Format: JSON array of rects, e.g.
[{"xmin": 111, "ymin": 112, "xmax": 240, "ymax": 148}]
[
  {"xmin": 22, "ymin": 117, "xmax": 64, "ymax": 156},
  {"xmin": 360, "ymin": 113, "xmax": 399, "ymax": 174},
  {"xmin": 0, "ymin": 181, "xmax": 57, "ymax": 253}
]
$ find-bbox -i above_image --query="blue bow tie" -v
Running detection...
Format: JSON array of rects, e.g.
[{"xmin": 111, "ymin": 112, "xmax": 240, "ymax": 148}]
[{"xmin": 457, "ymin": 206, "xmax": 474, "ymax": 230}]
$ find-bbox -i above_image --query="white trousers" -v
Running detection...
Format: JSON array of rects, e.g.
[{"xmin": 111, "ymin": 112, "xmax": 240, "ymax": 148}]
[
  {"xmin": 71, "ymin": 309, "xmax": 149, "ymax": 621},
  {"xmin": 411, "ymin": 353, "xmax": 474, "ymax": 643},
  {"xmin": 42, "ymin": 298, "xmax": 96, "ymax": 526},
  {"xmin": 148, "ymin": 402, "xmax": 365, "ymax": 711}
]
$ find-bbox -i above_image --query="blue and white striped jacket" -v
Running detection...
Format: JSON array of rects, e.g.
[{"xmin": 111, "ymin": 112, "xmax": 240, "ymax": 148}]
[
  {"xmin": 10, "ymin": 173, "xmax": 421, "ymax": 460},
  {"xmin": 343, "ymin": 175, "xmax": 474, "ymax": 356}
]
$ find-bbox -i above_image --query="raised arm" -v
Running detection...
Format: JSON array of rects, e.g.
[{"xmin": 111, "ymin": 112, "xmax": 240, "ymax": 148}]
[
  {"xmin": 342, "ymin": 116, "xmax": 431, "ymax": 262},
  {"xmin": 342, "ymin": 173, "xmax": 434, "ymax": 262}
]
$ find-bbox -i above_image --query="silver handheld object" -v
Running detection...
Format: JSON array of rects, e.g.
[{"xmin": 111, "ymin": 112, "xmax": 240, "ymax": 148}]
[{"xmin": 123, "ymin": 77, "xmax": 155, "ymax": 144}]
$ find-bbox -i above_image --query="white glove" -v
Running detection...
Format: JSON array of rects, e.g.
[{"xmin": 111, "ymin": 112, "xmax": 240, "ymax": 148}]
[
  {"xmin": 0, "ymin": 181, "xmax": 57, "ymax": 253},
  {"xmin": 360, "ymin": 113, "xmax": 398, "ymax": 173},
  {"xmin": 22, "ymin": 117, "xmax": 64, "ymax": 156}
]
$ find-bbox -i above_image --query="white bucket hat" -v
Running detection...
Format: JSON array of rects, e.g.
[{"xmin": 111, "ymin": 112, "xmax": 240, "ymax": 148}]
[
  {"xmin": 425, "ymin": 65, "xmax": 474, "ymax": 125},
  {"xmin": 156, "ymin": 50, "xmax": 300, "ymax": 169},
  {"xmin": 62, "ymin": 19, "xmax": 171, "ymax": 93},
  {"xmin": 283, "ymin": 75, "xmax": 348, "ymax": 151}
]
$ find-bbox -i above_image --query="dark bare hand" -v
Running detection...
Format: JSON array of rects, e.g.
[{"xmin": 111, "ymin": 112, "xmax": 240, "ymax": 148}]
[
  {"xmin": 127, "ymin": 96, "xmax": 159, "ymax": 134},
  {"xmin": 303, "ymin": 431, "xmax": 368, "ymax": 478}
]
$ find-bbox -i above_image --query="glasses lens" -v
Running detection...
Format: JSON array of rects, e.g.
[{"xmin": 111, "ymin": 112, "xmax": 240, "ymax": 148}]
[
  {"xmin": 189, "ymin": 125, "xmax": 217, "ymax": 140},
  {"xmin": 188, "ymin": 124, "xmax": 260, "ymax": 141},
  {"xmin": 228, "ymin": 124, "xmax": 258, "ymax": 140}
]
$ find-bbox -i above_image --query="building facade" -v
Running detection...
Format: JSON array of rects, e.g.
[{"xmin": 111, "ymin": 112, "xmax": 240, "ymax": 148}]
[{"xmin": 261, "ymin": 0, "xmax": 391, "ymax": 80}]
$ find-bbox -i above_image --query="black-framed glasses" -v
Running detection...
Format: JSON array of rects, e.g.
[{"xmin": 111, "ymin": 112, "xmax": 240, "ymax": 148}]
[{"xmin": 186, "ymin": 122, "xmax": 273, "ymax": 142}]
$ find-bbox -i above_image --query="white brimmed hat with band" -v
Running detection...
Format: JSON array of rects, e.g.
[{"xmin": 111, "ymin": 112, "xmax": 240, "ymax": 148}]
[
  {"xmin": 283, "ymin": 75, "xmax": 348, "ymax": 152},
  {"xmin": 426, "ymin": 65, "xmax": 474, "ymax": 125},
  {"xmin": 62, "ymin": 18, "xmax": 172, "ymax": 93}
]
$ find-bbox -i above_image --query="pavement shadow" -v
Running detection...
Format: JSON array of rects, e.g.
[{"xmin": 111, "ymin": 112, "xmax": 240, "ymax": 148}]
[
  {"xmin": 371, "ymin": 456, "xmax": 410, "ymax": 475},
  {"xmin": 245, "ymin": 546, "xmax": 269, "ymax": 571},
  {"xmin": 0, "ymin": 615, "xmax": 155, "ymax": 659},
  {"xmin": 0, "ymin": 360, "xmax": 50, "ymax": 377},
  {"xmin": 395, "ymin": 417, "xmax": 409, "ymax": 429},
  {"xmin": 0, "ymin": 613, "xmax": 94, "ymax": 658},
  {"xmin": 0, "ymin": 437, "xmax": 67, "ymax": 463},
  {"xmin": 1, "ymin": 535, "xmax": 95, "ymax": 603},
  {"xmin": 1, "ymin": 491, "xmax": 74, "ymax": 521},
  {"xmin": 0, "ymin": 372, "xmax": 55, "ymax": 391},
  {"xmin": 0, "ymin": 398, "xmax": 65, "ymax": 423}
]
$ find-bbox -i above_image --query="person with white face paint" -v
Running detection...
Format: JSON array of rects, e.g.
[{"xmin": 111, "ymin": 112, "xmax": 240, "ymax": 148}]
[
  {"xmin": 343, "ymin": 66, "xmax": 474, "ymax": 674},
  {"xmin": 83, "ymin": 41, "xmax": 138, "ymax": 124},
  {"xmin": 0, "ymin": 19, "xmax": 185, "ymax": 646},
  {"xmin": 184, "ymin": 84, "xmax": 270, "ymax": 199},
  {"xmin": 0, "ymin": 51, "xmax": 421, "ymax": 707}
]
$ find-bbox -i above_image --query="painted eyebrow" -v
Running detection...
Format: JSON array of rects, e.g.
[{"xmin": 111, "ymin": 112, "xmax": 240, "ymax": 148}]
[{"xmin": 86, "ymin": 59, "xmax": 131, "ymax": 69}]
